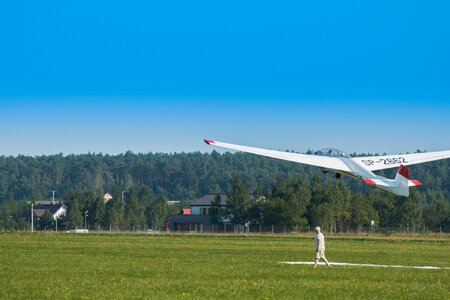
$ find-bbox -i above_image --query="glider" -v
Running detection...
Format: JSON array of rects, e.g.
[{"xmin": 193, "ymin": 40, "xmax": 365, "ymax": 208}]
[{"xmin": 204, "ymin": 139, "xmax": 450, "ymax": 197}]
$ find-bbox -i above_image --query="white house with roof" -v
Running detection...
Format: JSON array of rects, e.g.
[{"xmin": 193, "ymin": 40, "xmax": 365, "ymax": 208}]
[
  {"xmin": 33, "ymin": 203, "xmax": 67, "ymax": 220},
  {"xmin": 103, "ymin": 193, "xmax": 113, "ymax": 203}
]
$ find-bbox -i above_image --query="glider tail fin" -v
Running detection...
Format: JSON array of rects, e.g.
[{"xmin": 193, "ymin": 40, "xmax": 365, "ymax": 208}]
[
  {"xmin": 394, "ymin": 165, "xmax": 422, "ymax": 197},
  {"xmin": 394, "ymin": 165, "xmax": 410, "ymax": 197}
]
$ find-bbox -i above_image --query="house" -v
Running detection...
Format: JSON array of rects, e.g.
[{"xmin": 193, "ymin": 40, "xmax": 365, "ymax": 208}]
[
  {"xmin": 103, "ymin": 193, "xmax": 113, "ymax": 203},
  {"xmin": 168, "ymin": 194, "xmax": 230, "ymax": 232},
  {"xmin": 33, "ymin": 203, "xmax": 67, "ymax": 220},
  {"xmin": 189, "ymin": 194, "xmax": 228, "ymax": 215}
]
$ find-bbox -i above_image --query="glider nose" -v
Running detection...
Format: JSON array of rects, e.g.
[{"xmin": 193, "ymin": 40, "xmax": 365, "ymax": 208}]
[{"xmin": 204, "ymin": 139, "xmax": 215, "ymax": 145}]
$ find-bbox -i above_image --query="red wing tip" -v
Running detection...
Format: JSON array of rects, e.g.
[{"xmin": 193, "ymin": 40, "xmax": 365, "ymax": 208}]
[
  {"xmin": 411, "ymin": 180, "xmax": 422, "ymax": 186},
  {"xmin": 204, "ymin": 139, "xmax": 215, "ymax": 145},
  {"xmin": 363, "ymin": 178, "xmax": 376, "ymax": 185}
]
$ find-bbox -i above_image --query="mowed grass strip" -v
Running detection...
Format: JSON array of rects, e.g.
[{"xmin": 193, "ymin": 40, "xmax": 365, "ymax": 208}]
[{"xmin": 0, "ymin": 232, "xmax": 449, "ymax": 299}]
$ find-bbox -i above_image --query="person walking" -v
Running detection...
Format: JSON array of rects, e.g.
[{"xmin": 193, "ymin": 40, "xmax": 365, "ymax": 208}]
[{"xmin": 314, "ymin": 226, "xmax": 332, "ymax": 268}]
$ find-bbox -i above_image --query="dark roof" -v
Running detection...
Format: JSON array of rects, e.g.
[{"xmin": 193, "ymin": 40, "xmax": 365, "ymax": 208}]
[
  {"xmin": 33, "ymin": 204, "xmax": 67, "ymax": 217},
  {"xmin": 189, "ymin": 195, "xmax": 228, "ymax": 206},
  {"xmin": 27, "ymin": 200, "xmax": 63, "ymax": 205},
  {"xmin": 34, "ymin": 204, "xmax": 66, "ymax": 214},
  {"xmin": 33, "ymin": 209, "xmax": 47, "ymax": 218}
]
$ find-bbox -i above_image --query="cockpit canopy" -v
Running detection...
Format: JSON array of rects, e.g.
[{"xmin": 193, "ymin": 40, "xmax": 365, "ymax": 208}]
[{"xmin": 315, "ymin": 148, "xmax": 350, "ymax": 158}]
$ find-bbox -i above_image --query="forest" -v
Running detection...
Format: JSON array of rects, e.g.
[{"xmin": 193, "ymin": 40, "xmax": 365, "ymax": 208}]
[{"xmin": 0, "ymin": 151, "xmax": 449, "ymax": 232}]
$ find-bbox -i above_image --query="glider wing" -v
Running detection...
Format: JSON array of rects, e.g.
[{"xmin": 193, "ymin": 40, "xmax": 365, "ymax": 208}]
[
  {"xmin": 356, "ymin": 150, "xmax": 450, "ymax": 171},
  {"xmin": 204, "ymin": 139, "xmax": 352, "ymax": 172}
]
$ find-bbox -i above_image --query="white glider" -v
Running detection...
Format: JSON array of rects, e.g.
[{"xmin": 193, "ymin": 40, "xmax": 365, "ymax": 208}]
[{"xmin": 204, "ymin": 139, "xmax": 450, "ymax": 197}]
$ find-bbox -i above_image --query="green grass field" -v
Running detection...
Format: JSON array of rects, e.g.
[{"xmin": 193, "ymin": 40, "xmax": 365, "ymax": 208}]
[{"xmin": 0, "ymin": 232, "xmax": 449, "ymax": 299}]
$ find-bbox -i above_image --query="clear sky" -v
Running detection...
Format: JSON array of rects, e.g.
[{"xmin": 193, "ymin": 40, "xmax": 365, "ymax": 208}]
[{"xmin": 0, "ymin": 1, "xmax": 449, "ymax": 156}]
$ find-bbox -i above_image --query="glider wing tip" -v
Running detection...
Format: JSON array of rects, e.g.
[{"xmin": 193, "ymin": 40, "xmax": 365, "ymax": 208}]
[
  {"xmin": 411, "ymin": 180, "xmax": 422, "ymax": 186},
  {"xmin": 363, "ymin": 178, "xmax": 376, "ymax": 185},
  {"xmin": 204, "ymin": 139, "xmax": 215, "ymax": 145}
]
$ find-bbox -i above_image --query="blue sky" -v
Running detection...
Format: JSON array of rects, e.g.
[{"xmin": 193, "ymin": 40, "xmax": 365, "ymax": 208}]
[{"xmin": 0, "ymin": 1, "xmax": 449, "ymax": 156}]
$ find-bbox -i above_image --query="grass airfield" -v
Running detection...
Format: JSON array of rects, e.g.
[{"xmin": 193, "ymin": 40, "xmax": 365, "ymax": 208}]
[{"xmin": 0, "ymin": 232, "xmax": 449, "ymax": 299}]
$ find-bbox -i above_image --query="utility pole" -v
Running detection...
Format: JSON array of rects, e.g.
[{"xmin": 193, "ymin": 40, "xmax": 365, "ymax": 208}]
[
  {"xmin": 84, "ymin": 211, "xmax": 88, "ymax": 230},
  {"xmin": 31, "ymin": 203, "xmax": 34, "ymax": 232},
  {"xmin": 51, "ymin": 191, "xmax": 56, "ymax": 204},
  {"xmin": 122, "ymin": 191, "xmax": 126, "ymax": 208}
]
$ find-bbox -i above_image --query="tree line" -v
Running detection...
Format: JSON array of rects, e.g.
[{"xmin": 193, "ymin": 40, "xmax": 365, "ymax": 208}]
[
  {"xmin": 216, "ymin": 176, "xmax": 449, "ymax": 232},
  {"xmin": 0, "ymin": 187, "xmax": 171, "ymax": 231},
  {"xmin": 0, "ymin": 151, "xmax": 449, "ymax": 232}
]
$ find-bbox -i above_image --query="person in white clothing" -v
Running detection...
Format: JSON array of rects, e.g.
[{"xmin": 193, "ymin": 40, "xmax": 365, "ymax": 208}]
[{"xmin": 314, "ymin": 226, "xmax": 331, "ymax": 268}]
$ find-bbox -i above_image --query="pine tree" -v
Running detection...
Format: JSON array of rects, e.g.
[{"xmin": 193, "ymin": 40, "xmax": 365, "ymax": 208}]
[
  {"xmin": 209, "ymin": 194, "xmax": 222, "ymax": 225},
  {"xmin": 227, "ymin": 176, "xmax": 251, "ymax": 225},
  {"xmin": 66, "ymin": 194, "xmax": 82, "ymax": 229},
  {"xmin": 394, "ymin": 190, "xmax": 424, "ymax": 232},
  {"xmin": 351, "ymin": 192, "xmax": 377, "ymax": 232},
  {"xmin": 148, "ymin": 195, "xmax": 169, "ymax": 230},
  {"xmin": 125, "ymin": 191, "xmax": 145, "ymax": 230},
  {"xmin": 39, "ymin": 210, "xmax": 54, "ymax": 230},
  {"xmin": 92, "ymin": 193, "xmax": 105, "ymax": 230},
  {"xmin": 105, "ymin": 194, "xmax": 124, "ymax": 231}
]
